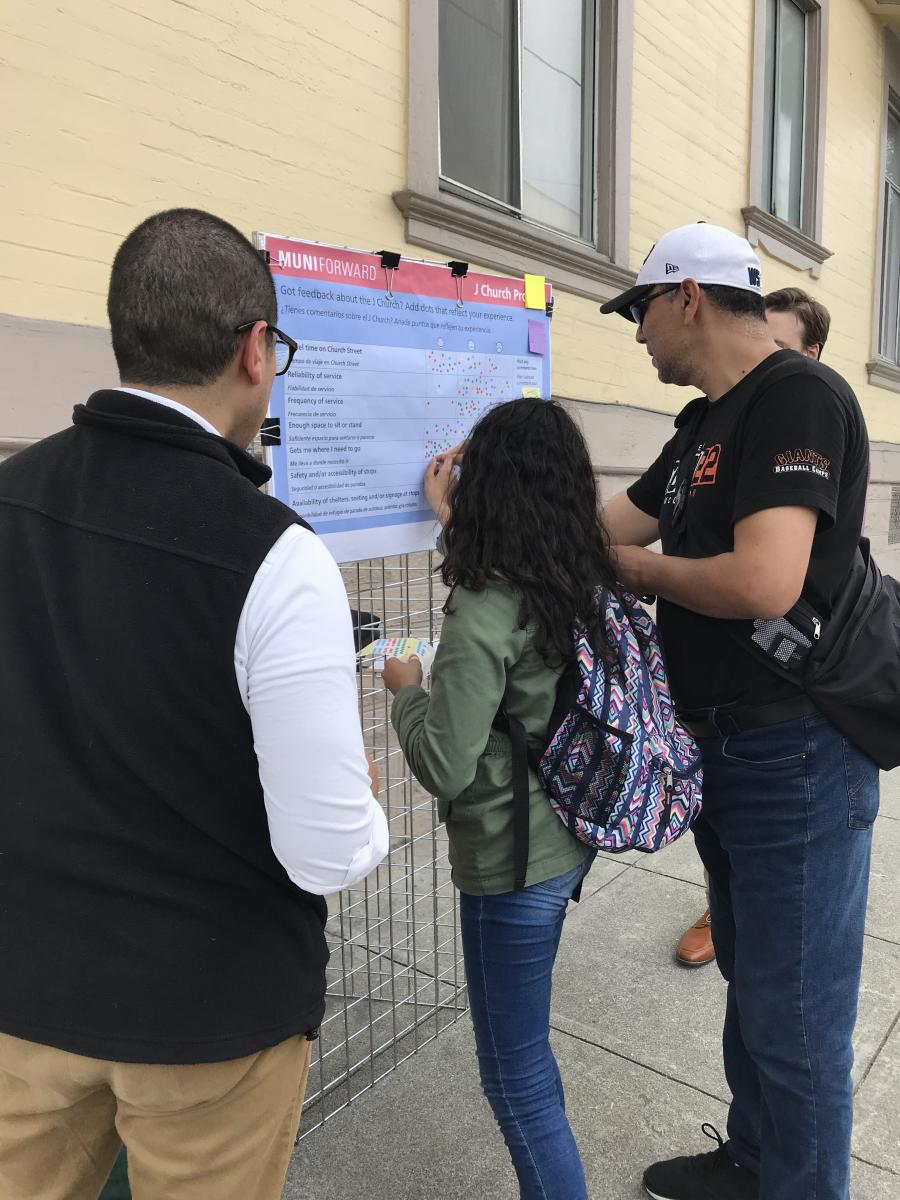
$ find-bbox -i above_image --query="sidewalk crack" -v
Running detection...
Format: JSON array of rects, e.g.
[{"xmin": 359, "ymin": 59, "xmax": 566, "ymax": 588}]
[
  {"xmin": 854, "ymin": 1005, "xmax": 900, "ymax": 1095},
  {"xmin": 548, "ymin": 1022, "xmax": 728, "ymax": 1107},
  {"xmin": 851, "ymin": 1151, "xmax": 900, "ymax": 1178}
]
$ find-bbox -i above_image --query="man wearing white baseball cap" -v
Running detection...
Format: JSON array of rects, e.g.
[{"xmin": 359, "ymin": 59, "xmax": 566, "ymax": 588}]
[
  {"xmin": 600, "ymin": 222, "xmax": 765, "ymax": 327},
  {"xmin": 600, "ymin": 223, "xmax": 877, "ymax": 1200}
]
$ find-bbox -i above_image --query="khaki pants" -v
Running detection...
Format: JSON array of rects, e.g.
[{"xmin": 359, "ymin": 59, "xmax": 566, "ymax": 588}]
[{"xmin": 0, "ymin": 1030, "xmax": 313, "ymax": 1200}]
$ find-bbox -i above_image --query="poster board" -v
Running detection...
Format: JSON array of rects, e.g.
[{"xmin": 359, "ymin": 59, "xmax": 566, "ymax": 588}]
[{"xmin": 256, "ymin": 233, "xmax": 552, "ymax": 563}]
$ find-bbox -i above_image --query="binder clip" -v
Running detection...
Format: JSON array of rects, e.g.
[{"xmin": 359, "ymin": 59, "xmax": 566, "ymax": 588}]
[
  {"xmin": 448, "ymin": 261, "xmax": 468, "ymax": 308},
  {"xmin": 378, "ymin": 250, "xmax": 401, "ymax": 297},
  {"xmin": 545, "ymin": 295, "xmax": 555, "ymax": 320},
  {"xmin": 258, "ymin": 248, "xmax": 271, "ymax": 265},
  {"xmin": 260, "ymin": 417, "xmax": 281, "ymax": 447}
]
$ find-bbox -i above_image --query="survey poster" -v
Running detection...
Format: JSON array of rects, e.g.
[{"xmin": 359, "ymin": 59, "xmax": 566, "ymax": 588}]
[{"xmin": 257, "ymin": 233, "xmax": 552, "ymax": 564}]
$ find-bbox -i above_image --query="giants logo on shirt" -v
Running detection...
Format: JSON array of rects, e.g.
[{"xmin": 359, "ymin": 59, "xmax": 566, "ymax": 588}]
[
  {"xmin": 773, "ymin": 448, "xmax": 831, "ymax": 480},
  {"xmin": 691, "ymin": 443, "xmax": 722, "ymax": 489}
]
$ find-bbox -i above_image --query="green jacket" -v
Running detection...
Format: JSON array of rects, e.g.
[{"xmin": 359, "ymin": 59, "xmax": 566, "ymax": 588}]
[
  {"xmin": 391, "ymin": 582, "xmax": 590, "ymax": 894},
  {"xmin": 99, "ymin": 1151, "xmax": 130, "ymax": 1199}
]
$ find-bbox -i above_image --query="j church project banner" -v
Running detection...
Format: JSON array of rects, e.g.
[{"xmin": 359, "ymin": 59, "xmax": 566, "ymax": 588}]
[{"xmin": 256, "ymin": 232, "xmax": 553, "ymax": 563}]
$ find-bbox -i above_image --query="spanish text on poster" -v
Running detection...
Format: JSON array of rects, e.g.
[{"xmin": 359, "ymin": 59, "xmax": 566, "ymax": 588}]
[{"xmin": 257, "ymin": 233, "xmax": 552, "ymax": 563}]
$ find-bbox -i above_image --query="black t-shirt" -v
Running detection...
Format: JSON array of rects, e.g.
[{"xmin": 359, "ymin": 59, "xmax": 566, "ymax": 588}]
[{"xmin": 627, "ymin": 351, "xmax": 869, "ymax": 709}]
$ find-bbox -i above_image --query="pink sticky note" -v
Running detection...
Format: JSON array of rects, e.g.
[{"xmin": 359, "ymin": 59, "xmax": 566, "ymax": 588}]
[{"xmin": 528, "ymin": 319, "xmax": 547, "ymax": 355}]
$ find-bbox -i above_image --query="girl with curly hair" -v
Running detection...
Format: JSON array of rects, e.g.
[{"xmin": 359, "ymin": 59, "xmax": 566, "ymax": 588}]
[{"xmin": 382, "ymin": 397, "xmax": 620, "ymax": 1200}]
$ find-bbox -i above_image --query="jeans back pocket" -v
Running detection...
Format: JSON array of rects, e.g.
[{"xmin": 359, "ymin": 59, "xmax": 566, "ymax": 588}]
[
  {"xmin": 843, "ymin": 737, "xmax": 880, "ymax": 829},
  {"xmin": 720, "ymin": 721, "xmax": 808, "ymax": 771}
]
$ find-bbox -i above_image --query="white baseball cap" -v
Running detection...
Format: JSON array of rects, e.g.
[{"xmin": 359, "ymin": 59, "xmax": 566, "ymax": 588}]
[{"xmin": 600, "ymin": 222, "xmax": 763, "ymax": 321}]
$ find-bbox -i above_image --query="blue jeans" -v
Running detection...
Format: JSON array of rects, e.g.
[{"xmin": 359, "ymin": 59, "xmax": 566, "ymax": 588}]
[
  {"xmin": 459, "ymin": 854, "xmax": 595, "ymax": 1200},
  {"xmin": 692, "ymin": 713, "xmax": 879, "ymax": 1200}
]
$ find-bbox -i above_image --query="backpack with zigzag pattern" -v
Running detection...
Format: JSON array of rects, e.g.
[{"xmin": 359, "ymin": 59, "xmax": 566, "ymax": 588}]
[{"xmin": 497, "ymin": 586, "xmax": 703, "ymax": 889}]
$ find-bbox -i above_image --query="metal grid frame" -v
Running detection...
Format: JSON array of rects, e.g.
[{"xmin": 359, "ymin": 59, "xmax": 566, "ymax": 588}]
[
  {"xmin": 890, "ymin": 484, "xmax": 900, "ymax": 546},
  {"xmin": 298, "ymin": 550, "xmax": 467, "ymax": 1138}
]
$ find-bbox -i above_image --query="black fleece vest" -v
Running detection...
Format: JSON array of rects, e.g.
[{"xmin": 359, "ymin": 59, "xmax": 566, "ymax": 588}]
[{"xmin": 0, "ymin": 391, "xmax": 328, "ymax": 1063}]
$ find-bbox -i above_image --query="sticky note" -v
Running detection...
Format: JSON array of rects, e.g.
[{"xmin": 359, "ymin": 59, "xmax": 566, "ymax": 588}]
[
  {"xmin": 521, "ymin": 387, "xmax": 542, "ymax": 399},
  {"xmin": 528, "ymin": 319, "xmax": 547, "ymax": 355},
  {"xmin": 524, "ymin": 274, "xmax": 546, "ymax": 310}
]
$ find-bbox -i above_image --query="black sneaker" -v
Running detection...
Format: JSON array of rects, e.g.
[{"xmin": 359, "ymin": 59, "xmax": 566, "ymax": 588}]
[{"xmin": 643, "ymin": 1125, "xmax": 759, "ymax": 1200}]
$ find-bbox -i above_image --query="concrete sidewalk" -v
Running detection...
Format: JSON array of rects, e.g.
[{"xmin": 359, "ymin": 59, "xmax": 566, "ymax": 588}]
[{"xmin": 282, "ymin": 774, "xmax": 900, "ymax": 1200}]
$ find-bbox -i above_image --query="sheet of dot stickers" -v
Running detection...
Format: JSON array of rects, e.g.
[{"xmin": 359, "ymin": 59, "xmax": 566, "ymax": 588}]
[{"xmin": 357, "ymin": 637, "xmax": 438, "ymax": 684}]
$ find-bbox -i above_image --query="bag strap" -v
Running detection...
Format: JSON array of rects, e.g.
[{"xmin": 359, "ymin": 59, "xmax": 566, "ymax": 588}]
[
  {"xmin": 667, "ymin": 354, "xmax": 867, "ymax": 672},
  {"xmin": 667, "ymin": 355, "xmax": 820, "ymax": 550},
  {"xmin": 494, "ymin": 704, "xmax": 531, "ymax": 891},
  {"xmin": 493, "ymin": 645, "xmax": 598, "ymax": 892}
]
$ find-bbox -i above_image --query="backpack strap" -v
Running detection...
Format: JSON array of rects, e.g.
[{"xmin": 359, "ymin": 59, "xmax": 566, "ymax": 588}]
[
  {"xmin": 494, "ymin": 704, "xmax": 531, "ymax": 891},
  {"xmin": 493, "ymin": 657, "xmax": 588, "ymax": 893}
]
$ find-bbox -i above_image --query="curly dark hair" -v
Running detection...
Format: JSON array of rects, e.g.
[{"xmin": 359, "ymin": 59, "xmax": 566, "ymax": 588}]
[{"xmin": 440, "ymin": 398, "xmax": 618, "ymax": 664}]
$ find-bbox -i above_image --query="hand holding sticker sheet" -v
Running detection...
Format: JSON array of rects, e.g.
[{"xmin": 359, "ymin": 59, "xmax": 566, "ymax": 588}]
[{"xmin": 358, "ymin": 637, "xmax": 438, "ymax": 684}]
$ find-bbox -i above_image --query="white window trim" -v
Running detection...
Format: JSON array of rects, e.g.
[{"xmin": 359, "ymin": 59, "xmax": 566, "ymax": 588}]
[
  {"xmin": 395, "ymin": 0, "xmax": 636, "ymax": 303},
  {"xmin": 868, "ymin": 31, "xmax": 900, "ymax": 391},
  {"xmin": 745, "ymin": 0, "xmax": 832, "ymax": 276}
]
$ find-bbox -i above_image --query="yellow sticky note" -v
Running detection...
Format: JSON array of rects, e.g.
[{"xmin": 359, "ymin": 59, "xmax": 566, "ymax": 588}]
[
  {"xmin": 521, "ymin": 387, "xmax": 542, "ymax": 399},
  {"xmin": 523, "ymin": 274, "xmax": 546, "ymax": 310}
]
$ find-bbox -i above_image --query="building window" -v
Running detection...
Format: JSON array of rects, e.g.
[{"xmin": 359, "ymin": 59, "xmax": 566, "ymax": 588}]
[
  {"xmin": 878, "ymin": 96, "xmax": 900, "ymax": 366},
  {"xmin": 744, "ymin": 0, "xmax": 831, "ymax": 275},
  {"xmin": 439, "ymin": 0, "xmax": 595, "ymax": 241},
  {"xmin": 868, "ymin": 36, "xmax": 900, "ymax": 395},
  {"xmin": 396, "ymin": 0, "xmax": 636, "ymax": 303},
  {"xmin": 763, "ymin": 0, "xmax": 809, "ymax": 227}
]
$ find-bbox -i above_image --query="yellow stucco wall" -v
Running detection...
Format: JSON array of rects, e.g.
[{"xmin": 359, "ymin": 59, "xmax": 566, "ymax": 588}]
[
  {"xmin": 771, "ymin": 0, "xmax": 888, "ymax": 419},
  {"xmin": 0, "ymin": 1, "xmax": 411, "ymax": 326},
  {"xmin": 561, "ymin": 0, "xmax": 760, "ymax": 415},
  {"xmin": 1, "ymin": 0, "xmax": 898, "ymax": 440}
]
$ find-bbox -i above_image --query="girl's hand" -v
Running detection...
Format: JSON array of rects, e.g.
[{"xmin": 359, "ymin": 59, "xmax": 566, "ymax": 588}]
[
  {"xmin": 381, "ymin": 655, "xmax": 424, "ymax": 695},
  {"xmin": 424, "ymin": 443, "xmax": 464, "ymax": 526}
]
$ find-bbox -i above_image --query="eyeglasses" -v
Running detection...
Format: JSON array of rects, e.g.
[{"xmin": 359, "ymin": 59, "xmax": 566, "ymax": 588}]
[
  {"xmin": 629, "ymin": 284, "xmax": 680, "ymax": 326},
  {"xmin": 235, "ymin": 321, "xmax": 298, "ymax": 376}
]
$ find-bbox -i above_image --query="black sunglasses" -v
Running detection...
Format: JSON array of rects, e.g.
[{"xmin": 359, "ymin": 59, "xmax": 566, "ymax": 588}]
[
  {"xmin": 629, "ymin": 284, "xmax": 681, "ymax": 326},
  {"xmin": 235, "ymin": 321, "xmax": 298, "ymax": 376}
]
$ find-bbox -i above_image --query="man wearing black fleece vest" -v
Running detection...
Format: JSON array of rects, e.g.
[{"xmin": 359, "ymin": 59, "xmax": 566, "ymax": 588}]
[{"xmin": 0, "ymin": 209, "xmax": 388, "ymax": 1200}]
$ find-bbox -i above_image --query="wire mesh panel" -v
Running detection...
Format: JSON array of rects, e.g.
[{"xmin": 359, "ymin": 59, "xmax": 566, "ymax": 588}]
[
  {"xmin": 298, "ymin": 550, "xmax": 468, "ymax": 1138},
  {"xmin": 890, "ymin": 485, "xmax": 900, "ymax": 546}
]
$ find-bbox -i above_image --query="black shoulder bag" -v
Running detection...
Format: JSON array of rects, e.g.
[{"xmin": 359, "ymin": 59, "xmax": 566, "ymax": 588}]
[
  {"xmin": 667, "ymin": 360, "xmax": 900, "ymax": 770},
  {"xmin": 728, "ymin": 538, "xmax": 900, "ymax": 770}
]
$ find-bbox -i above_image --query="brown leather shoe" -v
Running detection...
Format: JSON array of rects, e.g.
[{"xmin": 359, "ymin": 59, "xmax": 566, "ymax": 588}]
[{"xmin": 676, "ymin": 908, "xmax": 715, "ymax": 966}]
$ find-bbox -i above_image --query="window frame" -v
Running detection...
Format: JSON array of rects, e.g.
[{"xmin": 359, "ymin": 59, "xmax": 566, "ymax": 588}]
[
  {"xmin": 868, "ymin": 32, "xmax": 900, "ymax": 393},
  {"xmin": 395, "ymin": 0, "xmax": 636, "ymax": 302},
  {"xmin": 744, "ymin": 0, "xmax": 832, "ymax": 275},
  {"xmin": 438, "ymin": 0, "xmax": 598, "ymax": 243},
  {"xmin": 878, "ymin": 95, "xmax": 900, "ymax": 363}
]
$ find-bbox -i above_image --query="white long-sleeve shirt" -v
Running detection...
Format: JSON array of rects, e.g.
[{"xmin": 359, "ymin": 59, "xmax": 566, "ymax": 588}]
[{"xmin": 118, "ymin": 388, "xmax": 389, "ymax": 895}]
